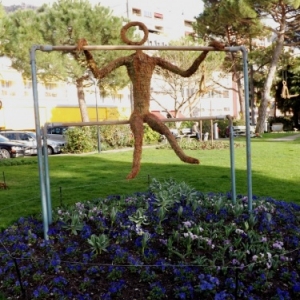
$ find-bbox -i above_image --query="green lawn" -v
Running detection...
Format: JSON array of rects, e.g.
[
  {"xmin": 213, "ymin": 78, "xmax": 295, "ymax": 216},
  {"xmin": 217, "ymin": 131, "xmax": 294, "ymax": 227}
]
[{"xmin": 1, "ymin": 133, "xmax": 300, "ymax": 230}]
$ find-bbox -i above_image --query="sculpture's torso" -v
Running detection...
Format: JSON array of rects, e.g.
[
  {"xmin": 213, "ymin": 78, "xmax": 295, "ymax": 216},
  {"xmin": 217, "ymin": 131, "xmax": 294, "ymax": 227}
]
[{"xmin": 126, "ymin": 51, "xmax": 157, "ymax": 115}]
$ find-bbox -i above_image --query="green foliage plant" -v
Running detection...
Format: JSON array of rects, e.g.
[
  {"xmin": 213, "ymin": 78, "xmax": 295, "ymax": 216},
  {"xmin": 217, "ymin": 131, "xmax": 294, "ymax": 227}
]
[
  {"xmin": 158, "ymin": 138, "xmax": 244, "ymax": 151},
  {"xmin": 141, "ymin": 231, "xmax": 151, "ymax": 256},
  {"xmin": 128, "ymin": 208, "xmax": 149, "ymax": 226},
  {"xmin": 143, "ymin": 124, "xmax": 160, "ymax": 144},
  {"xmin": 87, "ymin": 234, "xmax": 110, "ymax": 255},
  {"xmin": 62, "ymin": 212, "xmax": 84, "ymax": 235},
  {"xmin": 109, "ymin": 206, "xmax": 118, "ymax": 227},
  {"xmin": 268, "ymin": 116, "xmax": 294, "ymax": 131},
  {"xmin": 63, "ymin": 127, "xmax": 95, "ymax": 153},
  {"xmin": 97, "ymin": 125, "xmax": 134, "ymax": 149}
]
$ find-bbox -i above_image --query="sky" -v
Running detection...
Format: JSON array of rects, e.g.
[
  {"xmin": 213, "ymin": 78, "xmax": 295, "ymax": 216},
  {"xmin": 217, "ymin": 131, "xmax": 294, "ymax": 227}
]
[
  {"xmin": 1, "ymin": 0, "xmax": 51, "ymax": 5},
  {"xmin": 1, "ymin": 0, "xmax": 202, "ymax": 16},
  {"xmin": 1, "ymin": 0, "xmax": 99, "ymax": 5}
]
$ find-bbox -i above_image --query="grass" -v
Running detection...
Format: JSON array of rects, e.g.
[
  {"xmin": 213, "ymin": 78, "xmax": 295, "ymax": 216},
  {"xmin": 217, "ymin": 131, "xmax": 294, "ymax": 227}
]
[
  {"xmin": 0, "ymin": 178, "xmax": 300, "ymax": 299},
  {"xmin": 0, "ymin": 133, "xmax": 300, "ymax": 230},
  {"xmin": 0, "ymin": 133, "xmax": 300, "ymax": 299}
]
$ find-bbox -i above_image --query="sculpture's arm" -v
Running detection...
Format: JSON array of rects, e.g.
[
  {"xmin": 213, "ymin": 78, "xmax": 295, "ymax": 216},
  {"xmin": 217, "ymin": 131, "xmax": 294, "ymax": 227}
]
[
  {"xmin": 155, "ymin": 40, "xmax": 225, "ymax": 78},
  {"xmin": 77, "ymin": 38, "xmax": 129, "ymax": 79}
]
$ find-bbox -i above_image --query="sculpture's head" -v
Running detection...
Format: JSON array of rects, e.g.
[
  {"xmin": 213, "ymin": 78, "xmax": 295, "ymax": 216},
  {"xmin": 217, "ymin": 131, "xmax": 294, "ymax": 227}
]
[{"xmin": 121, "ymin": 21, "xmax": 149, "ymax": 46}]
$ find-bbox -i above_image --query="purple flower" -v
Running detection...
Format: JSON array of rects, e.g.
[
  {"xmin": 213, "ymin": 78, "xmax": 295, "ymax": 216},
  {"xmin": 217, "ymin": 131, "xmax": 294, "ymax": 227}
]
[
  {"xmin": 231, "ymin": 259, "xmax": 239, "ymax": 265},
  {"xmin": 273, "ymin": 240, "xmax": 284, "ymax": 250}
]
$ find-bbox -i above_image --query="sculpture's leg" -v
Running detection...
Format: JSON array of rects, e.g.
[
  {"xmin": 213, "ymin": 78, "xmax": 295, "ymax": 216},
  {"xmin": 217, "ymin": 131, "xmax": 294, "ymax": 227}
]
[
  {"xmin": 144, "ymin": 113, "xmax": 199, "ymax": 164},
  {"xmin": 127, "ymin": 112, "xmax": 144, "ymax": 179}
]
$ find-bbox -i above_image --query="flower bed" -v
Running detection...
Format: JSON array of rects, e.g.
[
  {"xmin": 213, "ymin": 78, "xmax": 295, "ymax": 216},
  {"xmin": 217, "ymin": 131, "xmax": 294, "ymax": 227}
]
[{"xmin": 0, "ymin": 179, "xmax": 300, "ymax": 299}]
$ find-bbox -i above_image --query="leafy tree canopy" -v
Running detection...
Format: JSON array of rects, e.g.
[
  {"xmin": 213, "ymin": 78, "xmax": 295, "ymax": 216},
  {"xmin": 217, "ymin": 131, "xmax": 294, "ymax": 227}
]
[
  {"xmin": 195, "ymin": 0, "xmax": 265, "ymax": 45},
  {"xmin": 1, "ymin": 0, "xmax": 134, "ymax": 94}
]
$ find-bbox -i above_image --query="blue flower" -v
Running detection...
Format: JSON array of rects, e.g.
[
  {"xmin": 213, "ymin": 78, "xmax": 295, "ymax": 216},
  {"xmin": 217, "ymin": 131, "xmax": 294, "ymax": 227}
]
[
  {"xmin": 53, "ymin": 276, "xmax": 68, "ymax": 286},
  {"xmin": 276, "ymin": 288, "xmax": 291, "ymax": 299},
  {"xmin": 108, "ymin": 279, "xmax": 125, "ymax": 294},
  {"xmin": 293, "ymin": 282, "xmax": 300, "ymax": 293},
  {"xmin": 177, "ymin": 292, "xmax": 186, "ymax": 299},
  {"xmin": 214, "ymin": 291, "xmax": 228, "ymax": 300},
  {"xmin": 33, "ymin": 285, "xmax": 49, "ymax": 298},
  {"xmin": 81, "ymin": 224, "xmax": 92, "ymax": 239}
]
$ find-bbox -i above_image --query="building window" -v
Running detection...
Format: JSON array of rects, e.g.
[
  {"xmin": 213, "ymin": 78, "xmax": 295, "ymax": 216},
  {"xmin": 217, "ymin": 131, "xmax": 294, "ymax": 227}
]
[
  {"xmin": 186, "ymin": 88, "xmax": 195, "ymax": 97},
  {"xmin": 144, "ymin": 10, "xmax": 152, "ymax": 18},
  {"xmin": 132, "ymin": 8, "xmax": 141, "ymax": 16},
  {"xmin": 155, "ymin": 26, "xmax": 163, "ymax": 32},
  {"xmin": 0, "ymin": 80, "xmax": 15, "ymax": 96},
  {"xmin": 224, "ymin": 107, "xmax": 230, "ymax": 111},
  {"xmin": 118, "ymin": 94, "xmax": 123, "ymax": 102},
  {"xmin": 154, "ymin": 12, "xmax": 163, "ymax": 19},
  {"xmin": 185, "ymin": 31, "xmax": 194, "ymax": 36},
  {"xmin": 24, "ymin": 80, "xmax": 32, "ymax": 89},
  {"xmin": 24, "ymin": 80, "xmax": 32, "ymax": 97},
  {"xmin": 223, "ymin": 90, "xmax": 229, "ymax": 98},
  {"xmin": 45, "ymin": 83, "xmax": 58, "ymax": 98},
  {"xmin": 149, "ymin": 29, "xmax": 159, "ymax": 34},
  {"xmin": 1, "ymin": 80, "xmax": 13, "ymax": 88},
  {"xmin": 184, "ymin": 20, "xmax": 193, "ymax": 28},
  {"xmin": 214, "ymin": 90, "xmax": 222, "ymax": 97}
]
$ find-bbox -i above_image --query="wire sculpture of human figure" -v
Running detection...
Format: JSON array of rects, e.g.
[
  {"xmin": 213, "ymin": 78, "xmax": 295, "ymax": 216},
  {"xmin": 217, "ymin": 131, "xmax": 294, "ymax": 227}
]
[{"xmin": 77, "ymin": 22, "xmax": 224, "ymax": 179}]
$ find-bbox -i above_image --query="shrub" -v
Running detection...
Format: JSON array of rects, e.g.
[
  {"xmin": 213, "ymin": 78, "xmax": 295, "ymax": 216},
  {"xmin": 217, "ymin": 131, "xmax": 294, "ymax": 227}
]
[
  {"xmin": 63, "ymin": 125, "xmax": 134, "ymax": 153},
  {"xmin": 157, "ymin": 138, "xmax": 244, "ymax": 150},
  {"xmin": 268, "ymin": 116, "xmax": 293, "ymax": 131},
  {"xmin": 97, "ymin": 125, "xmax": 133, "ymax": 149},
  {"xmin": 63, "ymin": 127, "xmax": 95, "ymax": 153},
  {"xmin": 63, "ymin": 124, "xmax": 161, "ymax": 153},
  {"xmin": 217, "ymin": 119, "xmax": 230, "ymax": 138},
  {"xmin": 233, "ymin": 119, "xmax": 245, "ymax": 126},
  {"xmin": 143, "ymin": 124, "xmax": 160, "ymax": 144}
]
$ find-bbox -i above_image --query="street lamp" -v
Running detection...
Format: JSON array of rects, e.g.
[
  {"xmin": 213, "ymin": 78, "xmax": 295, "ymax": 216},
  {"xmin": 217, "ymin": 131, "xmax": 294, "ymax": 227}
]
[{"xmin": 89, "ymin": 72, "xmax": 101, "ymax": 153}]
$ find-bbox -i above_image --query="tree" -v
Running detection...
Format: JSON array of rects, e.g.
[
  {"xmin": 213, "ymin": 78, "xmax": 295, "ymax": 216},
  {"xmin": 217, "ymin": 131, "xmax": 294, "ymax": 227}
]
[
  {"xmin": 194, "ymin": 0, "xmax": 265, "ymax": 122},
  {"xmin": 251, "ymin": 0, "xmax": 300, "ymax": 133},
  {"xmin": 0, "ymin": 5, "xmax": 7, "ymax": 55},
  {"xmin": 1, "ymin": 0, "xmax": 132, "ymax": 122},
  {"xmin": 274, "ymin": 55, "xmax": 300, "ymax": 127},
  {"xmin": 151, "ymin": 37, "xmax": 224, "ymax": 122}
]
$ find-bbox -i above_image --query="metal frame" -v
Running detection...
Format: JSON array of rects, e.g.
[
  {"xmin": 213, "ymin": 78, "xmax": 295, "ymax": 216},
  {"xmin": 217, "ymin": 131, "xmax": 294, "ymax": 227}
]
[{"xmin": 30, "ymin": 44, "xmax": 252, "ymax": 239}]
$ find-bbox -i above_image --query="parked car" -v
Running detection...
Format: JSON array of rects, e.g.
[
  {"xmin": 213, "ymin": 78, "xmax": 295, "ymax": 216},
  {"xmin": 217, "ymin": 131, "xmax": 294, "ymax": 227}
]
[
  {"xmin": 0, "ymin": 134, "xmax": 25, "ymax": 158},
  {"xmin": 44, "ymin": 125, "xmax": 70, "ymax": 143},
  {"xmin": 0, "ymin": 131, "xmax": 65, "ymax": 155}
]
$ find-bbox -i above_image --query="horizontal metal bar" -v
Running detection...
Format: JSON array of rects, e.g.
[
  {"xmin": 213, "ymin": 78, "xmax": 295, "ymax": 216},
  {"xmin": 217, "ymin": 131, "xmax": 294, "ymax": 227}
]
[
  {"xmin": 38, "ymin": 44, "xmax": 242, "ymax": 52},
  {"xmin": 45, "ymin": 115, "xmax": 228, "ymax": 128}
]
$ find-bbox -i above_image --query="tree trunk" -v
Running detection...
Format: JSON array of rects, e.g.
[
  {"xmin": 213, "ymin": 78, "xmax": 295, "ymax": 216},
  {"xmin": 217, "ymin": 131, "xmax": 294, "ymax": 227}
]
[
  {"xmin": 76, "ymin": 77, "xmax": 90, "ymax": 122},
  {"xmin": 229, "ymin": 48, "xmax": 245, "ymax": 121},
  {"xmin": 256, "ymin": 34, "xmax": 285, "ymax": 133},
  {"xmin": 236, "ymin": 73, "xmax": 245, "ymax": 121}
]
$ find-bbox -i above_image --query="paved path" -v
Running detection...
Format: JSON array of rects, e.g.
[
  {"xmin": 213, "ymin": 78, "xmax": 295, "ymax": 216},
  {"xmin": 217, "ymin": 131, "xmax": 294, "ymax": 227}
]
[{"xmin": 270, "ymin": 133, "xmax": 300, "ymax": 141}]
